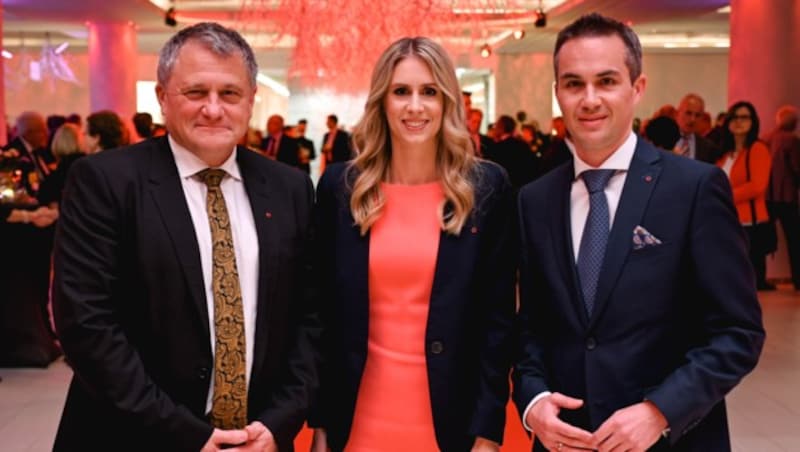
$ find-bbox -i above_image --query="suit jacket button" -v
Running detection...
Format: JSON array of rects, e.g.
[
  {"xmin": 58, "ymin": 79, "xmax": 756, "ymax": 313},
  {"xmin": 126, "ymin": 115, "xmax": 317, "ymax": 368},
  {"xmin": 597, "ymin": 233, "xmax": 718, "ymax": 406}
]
[
  {"xmin": 198, "ymin": 367, "xmax": 210, "ymax": 380},
  {"xmin": 430, "ymin": 341, "xmax": 444, "ymax": 354},
  {"xmin": 585, "ymin": 337, "xmax": 597, "ymax": 350}
]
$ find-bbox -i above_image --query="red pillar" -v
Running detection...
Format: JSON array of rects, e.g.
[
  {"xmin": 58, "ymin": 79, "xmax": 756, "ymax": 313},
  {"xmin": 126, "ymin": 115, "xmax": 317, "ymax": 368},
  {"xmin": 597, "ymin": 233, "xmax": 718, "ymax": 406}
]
[
  {"xmin": 728, "ymin": 0, "xmax": 800, "ymax": 125},
  {"xmin": 0, "ymin": 4, "xmax": 8, "ymax": 146},
  {"xmin": 88, "ymin": 22, "xmax": 138, "ymax": 120}
]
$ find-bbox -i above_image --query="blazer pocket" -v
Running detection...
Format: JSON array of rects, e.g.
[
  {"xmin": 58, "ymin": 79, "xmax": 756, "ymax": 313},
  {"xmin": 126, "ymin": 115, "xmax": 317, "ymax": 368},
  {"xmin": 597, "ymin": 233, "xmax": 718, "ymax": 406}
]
[{"xmin": 627, "ymin": 241, "xmax": 674, "ymax": 261}]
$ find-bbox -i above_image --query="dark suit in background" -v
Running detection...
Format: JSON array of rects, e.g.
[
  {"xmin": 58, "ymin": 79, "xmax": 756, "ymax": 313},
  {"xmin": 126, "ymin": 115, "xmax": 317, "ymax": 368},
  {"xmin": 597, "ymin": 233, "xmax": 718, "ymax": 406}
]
[
  {"xmin": 296, "ymin": 136, "xmax": 316, "ymax": 174},
  {"xmin": 310, "ymin": 162, "xmax": 516, "ymax": 451},
  {"xmin": 262, "ymin": 134, "xmax": 301, "ymax": 169},
  {"xmin": 767, "ymin": 127, "xmax": 800, "ymax": 289},
  {"xmin": 693, "ymin": 133, "xmax": 723, "ymax": 164},
  {"xmin": 52, "ymin": 137, "xmax": 320, "ymax": 451},
  {"xmin": 322, "ymin": 129, "xmax": 352, "ymax": 164},
  {"xmin": 515, "ymin": 139, "xmax": 765, "ymax": 451}
]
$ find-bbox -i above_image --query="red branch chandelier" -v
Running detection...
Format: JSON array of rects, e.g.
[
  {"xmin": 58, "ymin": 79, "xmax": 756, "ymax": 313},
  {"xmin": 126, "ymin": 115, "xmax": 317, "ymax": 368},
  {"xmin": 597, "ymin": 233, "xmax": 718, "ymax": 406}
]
[{"xmin": 238, "ymin": 0, "xmax": 529, "ymax": 91}]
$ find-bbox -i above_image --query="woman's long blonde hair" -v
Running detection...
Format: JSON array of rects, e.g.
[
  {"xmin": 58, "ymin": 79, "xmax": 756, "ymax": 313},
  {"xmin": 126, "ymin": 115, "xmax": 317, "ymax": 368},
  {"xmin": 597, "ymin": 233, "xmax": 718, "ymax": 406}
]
[{"xmin": 348, "ymin": 36, "xmax": 476, "ymax": 236}]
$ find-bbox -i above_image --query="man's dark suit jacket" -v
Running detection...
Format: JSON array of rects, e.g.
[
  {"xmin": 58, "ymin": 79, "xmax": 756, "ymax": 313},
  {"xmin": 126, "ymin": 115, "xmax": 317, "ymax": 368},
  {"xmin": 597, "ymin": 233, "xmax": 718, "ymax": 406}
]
[
  {"xmin": 322, "ymin": 129, "xmax": 352, "ymax": 163},
  {"xmin": 694, "ymin": 133, "xmax": 723, "ymax": 164},
  {"xmin": 484, "ymin": 136, "xmax": 537, "ymax": 192},
  {"xmin": 262, "ymin": 134, "xmax": 301, "ymax": 169},
  {"xmin": 297, "ymin": 136, "xmax": 316, "ymax": 174},
  {"xmin": 514, "ymin": 138, "xmax": 765, "ymax": 451},
  {"xmin": 767, "ymin": 129, "xmax": 800, "ymax": 203},
  {"xmin": 309, "ymin": 162, "xmax": 516, "ymax": 451},
  {"xmin": 52, "ymin": 136, "xmax": 321, "ymax": 452}
]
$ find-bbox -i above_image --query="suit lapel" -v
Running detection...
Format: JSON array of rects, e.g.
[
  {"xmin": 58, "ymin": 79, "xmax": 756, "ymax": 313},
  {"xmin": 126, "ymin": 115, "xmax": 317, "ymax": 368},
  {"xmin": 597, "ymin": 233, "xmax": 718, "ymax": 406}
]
[
  {"xmin": 588, "ymin": 140, "xmax": 662, "ymax": 329},
  {"xmin": 237, "ymin": 149, "xmax": 280, "ymax": 376},
  {"xmin": 147, "ymin": 137, "xmax": 210, "ymax": 337},
  {"xmin": 548, "ymin": 164, "xmax": 590, "ymax": 326}
]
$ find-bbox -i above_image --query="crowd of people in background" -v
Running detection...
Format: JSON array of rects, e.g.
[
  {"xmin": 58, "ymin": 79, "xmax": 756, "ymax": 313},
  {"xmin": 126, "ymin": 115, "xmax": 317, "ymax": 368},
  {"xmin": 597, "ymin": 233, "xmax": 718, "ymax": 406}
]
[{"xmin": 2, "ymin": 90, "xmax": 800, "ymax": 291}]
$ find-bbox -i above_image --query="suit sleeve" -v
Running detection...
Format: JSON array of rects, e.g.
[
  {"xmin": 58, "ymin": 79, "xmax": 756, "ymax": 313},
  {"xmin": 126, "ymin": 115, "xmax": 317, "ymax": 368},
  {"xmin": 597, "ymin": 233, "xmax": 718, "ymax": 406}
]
[
  {"xmin": 644, "ymin": 166, "xmax": 765, "ymax": 444},
  {"xmin": 511, "ymin": 187, "xmax": 552, "ymax": 419},
  {"xmin": 305, "ymin": 167, "xmax": 339, "ymax": 430},
  {"xmin": 468, "ymin": 168, "xmax": 517, "ymax": 443},
  {"xmin": 52, "ymin": 158, "xmax": 212, "ymax": 450},
  {"xmin": 255, "ymin": 174, "xmax": 323, "ymax": 450}
]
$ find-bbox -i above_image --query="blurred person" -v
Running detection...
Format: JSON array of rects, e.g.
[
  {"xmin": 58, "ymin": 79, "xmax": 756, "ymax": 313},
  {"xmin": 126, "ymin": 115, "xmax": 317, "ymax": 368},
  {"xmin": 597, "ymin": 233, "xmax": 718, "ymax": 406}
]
[
  {"xmin": 85, "ymin": 110, "xmax": 128, "ymax": 153},
  {"xmin": 321, "ymin": 114, "xmax": 352, "ymax": 165},
  {"xmin": 132, "ymin": 112, "xmax": 154, "ymax": 141},
  {"xmin": 467, "ymin": 108, "xmax": 493, "ymax": 158},
  {"xmin": 515, "ymin": 14, "xmax": 764, "ymax": 452},
  {"xmin": 37, "ymin": 123, "xmax": 86, "ymax": 208},
  {"xmin": 52, "ymin": 22, "xmax": 320, "ymax": 452},
  {"xmin": 489, "ymin": 115, "xmax": 536, "ymax": 191},
  {"xmin": 766, "ymin": 105, "xmax": 800, "ymax": 289},
  {"xmin": 262, "ymin": 114, "xmax": 301, "ymax": 168},
  {"xmin": 675, "ymin": 93, "xmax": 721, "ymax": 163},
  {"xmin": 717, "ymin": 101, "xmax": 774, "ymax": 291},
  {"xmin": 643, "ymin": 115, "xmax": 681, "ymax": 151},
  {"xmin": 310, "ymin": 36, "xmax": 515, "ymax": 452},
  {"xmin": 1, "ymin": 111, "xmax": 55, "ymax": 195},
  {"xmin": 295, "ymin": 119, "xmax": 316, "ymax": 174}
]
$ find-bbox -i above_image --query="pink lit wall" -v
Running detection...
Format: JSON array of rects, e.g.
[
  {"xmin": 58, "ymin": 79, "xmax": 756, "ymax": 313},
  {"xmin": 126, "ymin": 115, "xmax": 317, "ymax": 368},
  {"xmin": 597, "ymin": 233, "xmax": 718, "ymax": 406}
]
[
  {"xmin": 729, "ymin": 0, "xmax": 800, "ymax": 131},
  {"xmin": 0, "ymin": 5, "xmax": 7, "ymax": 145},
  {"xmin": 88, "ymin": 22, "xmax": 138, "ymax": 123}
]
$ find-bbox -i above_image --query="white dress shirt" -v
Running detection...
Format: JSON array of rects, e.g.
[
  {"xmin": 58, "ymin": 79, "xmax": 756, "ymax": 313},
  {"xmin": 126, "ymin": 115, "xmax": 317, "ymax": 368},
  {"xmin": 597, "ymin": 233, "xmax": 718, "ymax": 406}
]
[
  {"xmin": 169, "ymin": 135, "xmax": 260, "ymax": 413},
  {"xmin": 522, "ymin": 131, "xmax": 637, "ymax": 430}
]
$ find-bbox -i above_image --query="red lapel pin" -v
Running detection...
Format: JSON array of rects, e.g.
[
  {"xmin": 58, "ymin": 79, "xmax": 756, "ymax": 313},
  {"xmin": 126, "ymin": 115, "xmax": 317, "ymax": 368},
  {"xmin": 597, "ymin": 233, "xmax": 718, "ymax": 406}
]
[
  {"xmin": 471, "ymin": 226, "xmax": 478, "ymax": 234},
  {"xmin": 644, "ymin": 175, "xmax": 653, "ymax": 183},
  {"xmin": 265, "ymin": 211, "xmax": 273, "ymax": 218}
]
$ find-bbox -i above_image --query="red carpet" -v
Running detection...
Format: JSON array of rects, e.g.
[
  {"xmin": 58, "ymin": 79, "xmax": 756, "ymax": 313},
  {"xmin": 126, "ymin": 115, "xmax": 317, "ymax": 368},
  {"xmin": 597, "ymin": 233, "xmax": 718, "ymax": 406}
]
[{"xmin": 293, "ymin": 402, "xmax": 532, "ymax": 451}]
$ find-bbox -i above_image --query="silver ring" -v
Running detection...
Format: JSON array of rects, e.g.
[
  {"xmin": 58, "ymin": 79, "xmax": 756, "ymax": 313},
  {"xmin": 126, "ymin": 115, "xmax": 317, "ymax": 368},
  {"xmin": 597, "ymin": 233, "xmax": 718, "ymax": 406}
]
[{"xmin": 557, "ymin": 442, "xmax": 563, "ymax": 451}]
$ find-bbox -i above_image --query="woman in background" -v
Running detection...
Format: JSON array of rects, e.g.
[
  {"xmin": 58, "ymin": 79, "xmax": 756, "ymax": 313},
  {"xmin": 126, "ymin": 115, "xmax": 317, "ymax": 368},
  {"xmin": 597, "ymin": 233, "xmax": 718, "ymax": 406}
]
[
  {"xmin": 716, "ymin": 101, "xmax": 773, "ymax": 290},
  {"xmin": 310, "ymin": 37, "xmax": 515, "ymax": 452},
  {"xmin": 38, "ymin": 123, "xmax": 86, "ymax": 208}
]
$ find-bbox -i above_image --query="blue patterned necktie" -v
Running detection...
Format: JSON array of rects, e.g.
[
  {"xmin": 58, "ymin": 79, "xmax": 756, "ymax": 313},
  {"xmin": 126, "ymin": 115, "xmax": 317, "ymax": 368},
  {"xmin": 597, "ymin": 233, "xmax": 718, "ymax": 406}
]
[{"xmin": 576, "ymin": 169, "xmax": 616, "ymax": 315}]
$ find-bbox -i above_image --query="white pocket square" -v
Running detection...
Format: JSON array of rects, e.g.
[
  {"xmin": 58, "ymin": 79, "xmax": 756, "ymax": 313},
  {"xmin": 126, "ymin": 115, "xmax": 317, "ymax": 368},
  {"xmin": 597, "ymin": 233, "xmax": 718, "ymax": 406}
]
[{"xmin": 632, "ymin": 225, "xmax": 662, "ymax": 250}]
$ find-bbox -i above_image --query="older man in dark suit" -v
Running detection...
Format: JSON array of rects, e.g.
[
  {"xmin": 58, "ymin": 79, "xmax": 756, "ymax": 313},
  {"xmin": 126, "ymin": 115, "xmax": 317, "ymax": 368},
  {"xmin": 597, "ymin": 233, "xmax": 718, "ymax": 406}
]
[
  {"xmin": 53, "ymin": 22, "xmax": 320, "ymax": 452},
  {"xmin": 514, "ymin": 14, "xmax": 764, "ymax": 452},
  {"xmin": 675, "ymin": 93, "xmax": 722, "ymax": 163}
]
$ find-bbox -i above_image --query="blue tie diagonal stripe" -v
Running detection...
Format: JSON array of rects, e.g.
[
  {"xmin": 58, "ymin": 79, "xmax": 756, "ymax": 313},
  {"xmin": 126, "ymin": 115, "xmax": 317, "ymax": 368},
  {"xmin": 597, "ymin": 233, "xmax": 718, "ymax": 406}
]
[{"xmin": 576, "ymin": 169, "xmax": 615, "ymax": 316}]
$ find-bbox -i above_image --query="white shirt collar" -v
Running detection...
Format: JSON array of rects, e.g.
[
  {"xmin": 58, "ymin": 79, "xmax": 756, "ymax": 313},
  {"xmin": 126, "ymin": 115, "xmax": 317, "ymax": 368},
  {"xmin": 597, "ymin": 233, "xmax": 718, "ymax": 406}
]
[
  {"xmin": 168, "ymin": 135, "xmax": 241, "ymax": 181},
  {"xmin": 569, "ymin": 131, "xmax": 638, "ymax": 179}
]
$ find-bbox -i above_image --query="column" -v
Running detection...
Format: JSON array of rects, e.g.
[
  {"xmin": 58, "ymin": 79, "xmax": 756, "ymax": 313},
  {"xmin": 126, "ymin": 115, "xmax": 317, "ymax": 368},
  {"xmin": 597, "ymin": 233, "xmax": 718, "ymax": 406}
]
[
  {"xmin": 729, "ymin": 0, "xmax": 800, "ymax": 281},
  {"xmin": 0, "ymin": 4, "xmax": 7, "ymax": 146},
  {"xmin": 88, "ymin": 22, "xmax": 138, "ymax": 120},
  {"xmin": 728, "ymin": 0, "xmax": 800, "ymax": 124}
]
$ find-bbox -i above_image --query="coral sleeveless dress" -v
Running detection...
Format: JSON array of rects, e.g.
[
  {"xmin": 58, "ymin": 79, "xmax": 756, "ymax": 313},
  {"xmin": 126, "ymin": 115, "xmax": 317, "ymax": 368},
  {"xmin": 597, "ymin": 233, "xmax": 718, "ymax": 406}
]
[{"xmin": 345, "ymin": 181, "xmax": 444, "ymax": 452}]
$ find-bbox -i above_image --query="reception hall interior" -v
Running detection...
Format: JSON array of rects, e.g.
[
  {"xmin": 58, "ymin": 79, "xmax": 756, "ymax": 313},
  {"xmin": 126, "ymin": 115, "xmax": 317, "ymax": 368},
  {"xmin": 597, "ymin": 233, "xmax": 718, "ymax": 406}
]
[{"xmin": 1, "ymin": 0, "xmax": 799, "ymax": 450}]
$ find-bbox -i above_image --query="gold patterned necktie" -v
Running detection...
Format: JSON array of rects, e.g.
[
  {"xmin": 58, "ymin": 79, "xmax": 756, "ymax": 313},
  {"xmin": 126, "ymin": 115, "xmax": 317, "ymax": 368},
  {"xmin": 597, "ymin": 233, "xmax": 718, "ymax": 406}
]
[{"xmin": 198, "ymin": 168, "xmax": 248, "ymax": 429}]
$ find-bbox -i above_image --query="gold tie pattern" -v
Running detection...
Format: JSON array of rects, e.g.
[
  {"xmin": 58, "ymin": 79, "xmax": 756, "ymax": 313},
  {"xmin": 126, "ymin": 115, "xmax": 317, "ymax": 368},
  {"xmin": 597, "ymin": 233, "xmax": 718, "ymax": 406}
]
[{"xmin": 198, "ymin": 168, "xmax": 248, "ymax": 430}]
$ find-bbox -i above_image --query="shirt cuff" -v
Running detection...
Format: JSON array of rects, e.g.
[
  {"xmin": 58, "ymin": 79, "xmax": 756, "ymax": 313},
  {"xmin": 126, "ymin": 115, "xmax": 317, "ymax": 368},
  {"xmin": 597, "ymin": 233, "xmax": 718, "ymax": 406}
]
[{"xmin": 522, "ymin": 391, "xmax": 552, "ymax": 432}]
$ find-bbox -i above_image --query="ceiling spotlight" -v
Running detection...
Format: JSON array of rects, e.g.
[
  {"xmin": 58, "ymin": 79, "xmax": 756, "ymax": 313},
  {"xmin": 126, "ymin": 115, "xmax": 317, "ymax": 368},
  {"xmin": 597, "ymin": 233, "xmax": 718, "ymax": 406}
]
[
  {"xmin": 513, "ymin": 29, "xmax": 525, "ymax": 40},
  {"xmin": 534, "ymin": 8, "xmax": 547, "ymax": 28},
  {"xmin": 164, "ymin": 7, "xmax": 178, "ymax": 27},
  {"xmin": 480, "ymin": 43, "xmax": 492, "ymax": 58},
  {"xmin": 2, "ymin": 50, "xmax": 13, "ymax": 60}
]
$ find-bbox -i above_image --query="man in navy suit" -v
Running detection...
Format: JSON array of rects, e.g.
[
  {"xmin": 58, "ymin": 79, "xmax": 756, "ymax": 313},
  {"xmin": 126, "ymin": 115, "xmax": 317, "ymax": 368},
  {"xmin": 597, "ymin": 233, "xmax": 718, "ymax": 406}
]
[{"xmin": 514, "ymin": 14, "xmax": 764, "ymax": 452}]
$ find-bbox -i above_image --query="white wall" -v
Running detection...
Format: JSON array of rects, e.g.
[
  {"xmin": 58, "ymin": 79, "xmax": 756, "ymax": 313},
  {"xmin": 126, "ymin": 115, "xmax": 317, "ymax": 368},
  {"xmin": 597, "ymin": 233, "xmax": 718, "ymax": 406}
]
[{"xmin": 493, "ymin": 51, "xmax": 729, "ymax": 131}]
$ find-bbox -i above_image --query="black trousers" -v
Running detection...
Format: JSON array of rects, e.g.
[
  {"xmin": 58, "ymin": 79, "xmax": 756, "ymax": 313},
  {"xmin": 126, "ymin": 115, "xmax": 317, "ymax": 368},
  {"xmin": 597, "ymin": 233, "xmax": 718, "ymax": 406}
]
[{"xmin": 771, "ymin": 202, "xmax": 800, "ymax": 288}]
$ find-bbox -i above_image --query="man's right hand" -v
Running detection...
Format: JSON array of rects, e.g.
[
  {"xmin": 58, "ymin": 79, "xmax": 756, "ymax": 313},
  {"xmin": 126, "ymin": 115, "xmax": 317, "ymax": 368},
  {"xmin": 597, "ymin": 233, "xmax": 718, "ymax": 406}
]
[
  {"xmin": 525, "ymin": 392, "xmax": 594, "ymax": 451},
  {"xmin": 200, "ymin": 428, "xmax": 249, "ymax": 452},
  {"xmin": 310, "ymin": 428, "xmax": 330, "ymax": 452}
]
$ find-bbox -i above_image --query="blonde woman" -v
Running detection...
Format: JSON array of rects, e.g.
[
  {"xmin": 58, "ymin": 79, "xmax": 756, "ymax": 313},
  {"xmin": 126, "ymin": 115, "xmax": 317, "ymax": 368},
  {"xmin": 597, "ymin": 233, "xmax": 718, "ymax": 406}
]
[
  {"xmin": 37, "ymin": 123, "xmax": 86, "ymax": 208},
  {"xmin": 309, "ymin": 37, "xmax": 515, "ymax": 452}
]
